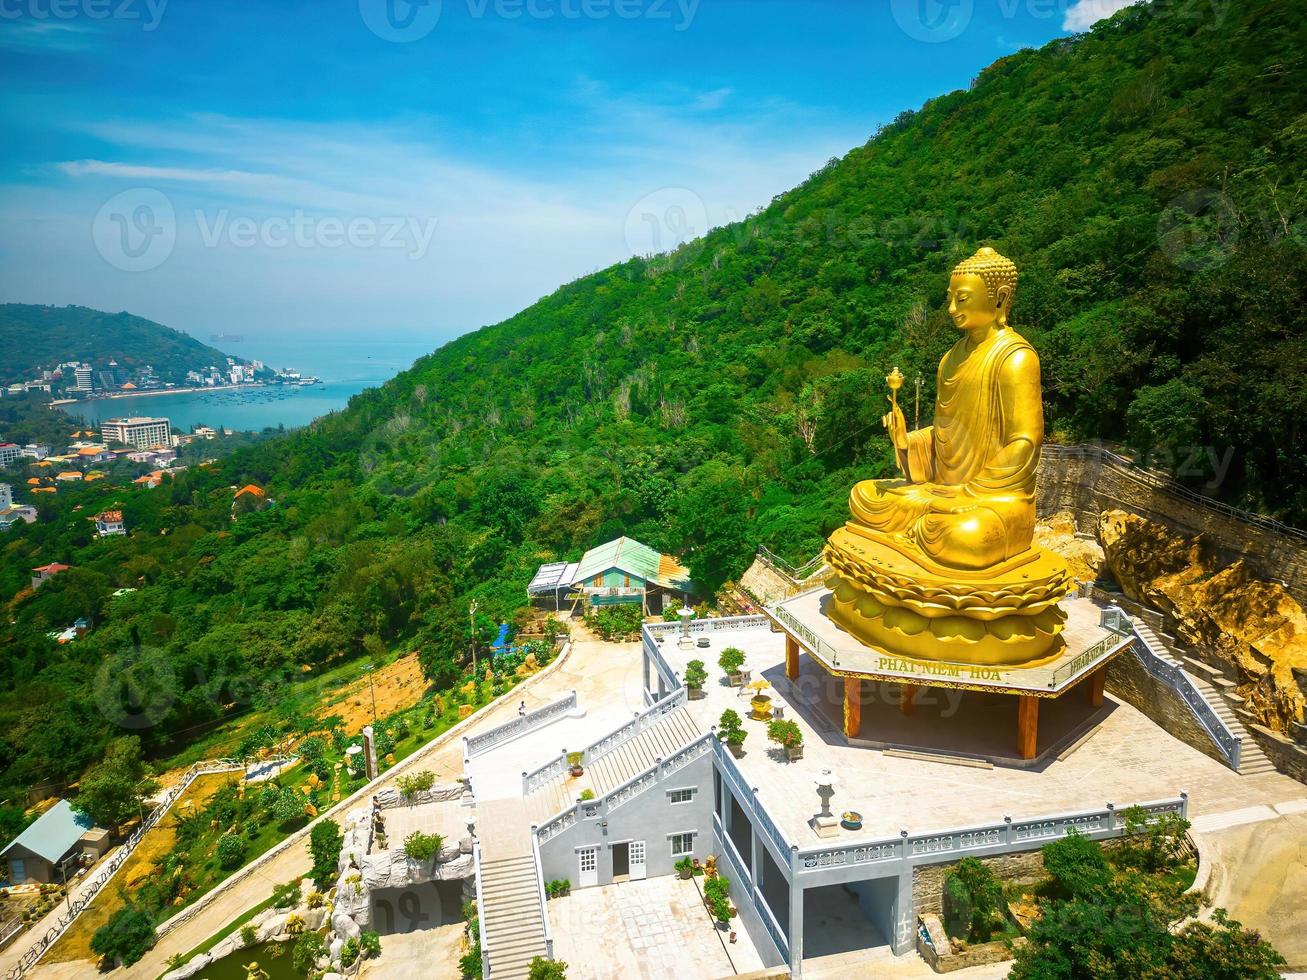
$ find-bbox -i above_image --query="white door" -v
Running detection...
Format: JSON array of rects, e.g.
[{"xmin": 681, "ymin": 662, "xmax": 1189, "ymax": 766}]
[
  {"xmin": 629, "ymin": 840, "xmax": 646, "ymax": 880},
  {"xmin": 578, "ymin": 846, "xmax": 598, "ymax": 888}
]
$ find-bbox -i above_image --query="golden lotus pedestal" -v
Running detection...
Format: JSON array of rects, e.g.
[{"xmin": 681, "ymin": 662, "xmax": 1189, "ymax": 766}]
[{"xmin": 823, "ymin": 524, "xmax": 1075, "ymax": 668}]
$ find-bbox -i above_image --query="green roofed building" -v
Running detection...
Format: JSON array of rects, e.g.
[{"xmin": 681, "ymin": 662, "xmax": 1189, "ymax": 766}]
[
  {"xmin": 528, "ymin": 536, "xmax": 694, "ymax": 614},
  {"xmin": 0, "ymin": 800, "xmax": 108, "ymax": 885}
]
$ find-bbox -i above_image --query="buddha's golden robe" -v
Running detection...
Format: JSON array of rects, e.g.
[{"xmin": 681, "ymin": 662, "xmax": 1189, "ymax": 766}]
[{"xmin": 850, "ymin": 327, "xmax": 1042, "ymax": 570}]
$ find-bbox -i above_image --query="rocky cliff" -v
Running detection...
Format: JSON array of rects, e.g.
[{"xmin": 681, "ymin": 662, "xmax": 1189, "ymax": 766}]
[
  {"xmin": 1033, "ymin": 510, "xmax": 1106, "ymax": 583},
  {"xmin": 1097, "ymin": 510, "xmax": 1307, "ymax": 732}
]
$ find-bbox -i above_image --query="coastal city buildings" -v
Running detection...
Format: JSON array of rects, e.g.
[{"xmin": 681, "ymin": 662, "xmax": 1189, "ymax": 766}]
[
  {"xmin": 94, "ymin": 510, "xmax": 126, "ymax": 536},
  {"xmin": 100, "ymin": 416, "xmax": 172, "ymax": 450},
  {"xmin": 0, "ymin": 442, "xmax": 19, "ymax": 466}
]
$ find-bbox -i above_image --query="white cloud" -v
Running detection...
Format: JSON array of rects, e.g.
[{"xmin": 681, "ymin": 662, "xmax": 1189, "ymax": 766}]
[{"xmin": 1062, "ymin": 0, "xmax": 1137, "ymax": 32}]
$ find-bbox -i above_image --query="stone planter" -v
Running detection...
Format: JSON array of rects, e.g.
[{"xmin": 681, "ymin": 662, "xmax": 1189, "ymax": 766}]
[
  {"xmin": 727, "ymin": 673, "xmax": 744, "ymax": 688},
  {"xmin": 688, "ymin": 687, "xmax": 706, "ymax": 701},
  {"xmin": 785, "ymin": 744, "xmax": 804, "ymax": 761},
  {"xmin": 728, "ymin": 742, "xmax": 745, "ymax": 759}
]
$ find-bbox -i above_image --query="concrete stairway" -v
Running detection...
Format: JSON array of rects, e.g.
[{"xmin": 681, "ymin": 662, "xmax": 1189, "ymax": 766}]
[
  {"xmin": 586, "ymin": 706, "xmax": 700, "ymax": 796},
  {"xmin": 1133, "ymin": 621, "xmax": 1276, "ymax": 776},
  {"xmin": 479, "ymin": 854, "xmax": 549, "ymax": 979}
]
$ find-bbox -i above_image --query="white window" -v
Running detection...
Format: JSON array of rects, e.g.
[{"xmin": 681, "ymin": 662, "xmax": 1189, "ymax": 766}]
[
  {"xmin": 670, "ymin": 832, "xmax": 694, "ymax": 857},
  {"xmin": 669, "ymin": 788, "xmax": 694, "ymax": 804}
]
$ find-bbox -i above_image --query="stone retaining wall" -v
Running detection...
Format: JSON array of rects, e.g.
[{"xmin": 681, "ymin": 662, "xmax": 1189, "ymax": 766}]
[
  {"xmin": 1248, "ymin": 725, "xmax": 1307, "ymax": 783},
  {"xmin": 1105, "ymin": 649, "xmax": 1228, "ymax": 767},
  {"xmin": 1036, "ymin": 448, "xmax": 1307, "ymax": 601}
]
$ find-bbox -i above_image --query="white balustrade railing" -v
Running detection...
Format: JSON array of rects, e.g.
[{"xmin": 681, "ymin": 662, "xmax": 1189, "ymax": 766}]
[
  {"xmin": 472, "ymin": 840, "xmax": 490, "ymax": 978},
  {"xmin": 465, "ymin": 691, "xmax": 577, "ymax": 759}
]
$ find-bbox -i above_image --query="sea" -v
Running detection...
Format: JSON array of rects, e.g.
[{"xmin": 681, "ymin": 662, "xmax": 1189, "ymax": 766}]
[{"xmin": 61, "ymin": 334, "xmax": 436, "ymax": 433}]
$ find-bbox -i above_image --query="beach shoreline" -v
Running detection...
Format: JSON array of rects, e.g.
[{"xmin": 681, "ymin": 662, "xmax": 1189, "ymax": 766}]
[{"xmin": 54, "ymin": 382, "xmax": 308, "ymax": 406}]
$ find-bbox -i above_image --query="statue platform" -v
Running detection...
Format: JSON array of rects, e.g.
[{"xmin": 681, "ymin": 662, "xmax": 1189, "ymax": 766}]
[{"xmin": 765, "ymin": 587, "xmax": 1132, "ymax": 760}]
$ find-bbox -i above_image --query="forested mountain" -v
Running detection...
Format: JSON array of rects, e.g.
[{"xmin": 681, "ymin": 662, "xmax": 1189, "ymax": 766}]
[
  {"xmin": 0, "ymin": 304, "xmax": 243, "ymax": 384},
  {"xmin": 2, "ymin": 0, "xmax": 1304, "ymax": 814}
]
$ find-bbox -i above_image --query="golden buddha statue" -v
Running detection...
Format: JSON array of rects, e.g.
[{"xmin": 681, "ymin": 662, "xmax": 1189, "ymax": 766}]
[{"xmin": 824, "ymin": 247, "xmax": 1073, "ymax": 667}]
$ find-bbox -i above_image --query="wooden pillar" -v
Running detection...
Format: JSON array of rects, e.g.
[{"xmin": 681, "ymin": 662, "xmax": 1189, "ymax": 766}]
[
  {"xmin": 900, "ymin": 684, "xmax": 917, "ymax": 716},
  {"xmin": 1086, "ymin": 665, "xmax": 1106, "ymax": 707},
  {"xmin": 785, "ymin": 635, "xmax": 800, "ymax": 681},
  {"xmin": 843, "ymin": 677, "xmax": 862, "ymax": 739},
  {"xmin": 1017, "ymin": 696, "xmax": 1039, "ymax": 760}
]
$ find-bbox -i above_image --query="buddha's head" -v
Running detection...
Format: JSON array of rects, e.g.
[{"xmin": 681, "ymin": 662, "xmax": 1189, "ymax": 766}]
[{"xmin": 948, "ymin": 246, "xmax": 1018, "ymax": 332}]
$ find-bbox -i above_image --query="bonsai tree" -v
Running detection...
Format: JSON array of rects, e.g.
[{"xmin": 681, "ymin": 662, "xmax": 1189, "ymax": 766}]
[
  {"xmin": 767, "ymin": 719, "xmax": 804, "ymax": 760},
  {"xmin": 404, "ymin": 830, "xmax": 444, "ymax": 862},
  {"xmin": 717, "ymin": 647, "xmax": 746, "ymax": 684},
  {"xmin": 718, "ymin": 710, "xmax": 747, "ymax": 756},
  {"xmin": 684, "ymin": 659, "xmax": 708, "ymax": 696},
  {"xmin": 566, "ymin": 751, "xmax": 584, "ymax": 776}
]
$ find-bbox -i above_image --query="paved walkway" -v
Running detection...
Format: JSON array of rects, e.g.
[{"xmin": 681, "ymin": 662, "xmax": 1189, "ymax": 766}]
[{"xmin": 26, "ymin": 629, "xmax": 640, "ymax": 980}]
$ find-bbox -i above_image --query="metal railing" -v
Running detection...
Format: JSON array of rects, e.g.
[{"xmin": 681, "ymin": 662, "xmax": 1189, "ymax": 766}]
[
  {"xmin": 756, "ymin": 543, "xmax": 825, "ymax": 583},
  {"xmin": 1041, "ymin": 443, "xmax": 1307, "ymax": 542},
  {"xmin": 793, "ymin": 794, "xmax": 1189, "ymax": 875},
  {"xmin": 3, "ymin": 755, "xmax": 293, "ymax": 979},
  {"xmin": 465, "ymin": 691, "xmax": 577, "ymax": 759},
  {"xmin": 578, "ymin": 687, "xmax": 686, "ymax": 769}
]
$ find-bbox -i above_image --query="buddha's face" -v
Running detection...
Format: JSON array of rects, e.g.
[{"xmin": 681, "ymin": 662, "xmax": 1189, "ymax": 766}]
[{"xmin": 947, "ymin": 272, "xmax": 1007, "ymax": 332}]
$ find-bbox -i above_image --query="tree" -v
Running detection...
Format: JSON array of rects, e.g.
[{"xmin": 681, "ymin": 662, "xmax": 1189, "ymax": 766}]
[
  {"xmin": 73, "ymin": 736, "xmax": 155, "ymax": 830},
  {"xmin": 527, "ymin": 957, "xmax": 567, "ymax": 979},
  {"xmin": 1042, "ymin": 830, "xmax": 1112, "ymax": 900},
  {"xmin": 216, "ymin": 833, "xmax": 246, "ymax": 871},
  {"xmin": 90, "ymin": 906, "xmax": 156, "ymax": 967},
  {"xmin": 309, "ymin": 818, "xmax": 344, "ymax": 887}
]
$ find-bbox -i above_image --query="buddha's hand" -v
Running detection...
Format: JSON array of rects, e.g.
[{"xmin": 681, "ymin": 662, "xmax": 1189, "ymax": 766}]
[{"xmin": 882, "ymin": 397, "xmax": 909, "ymax": 450}]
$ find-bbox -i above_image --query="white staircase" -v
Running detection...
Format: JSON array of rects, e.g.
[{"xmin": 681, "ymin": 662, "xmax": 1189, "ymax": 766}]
[
  {"xmin": 1133, "ymin": 621, "xmax": 1276, "ymax": 776},
  {"xmin": 479, "ymin": 854, "xmax": 549, "ymax": 979},
  {"xmin": 587, "ymin": 706, "xmax": 700, "ymax": 795}
]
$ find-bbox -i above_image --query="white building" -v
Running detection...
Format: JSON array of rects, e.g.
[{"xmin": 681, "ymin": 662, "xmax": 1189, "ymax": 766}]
[
  {"xmin": 73, "ymin": 365, "xmax": 94, "ymax": 393},
  {"xmin": 101, "ymin": 417, "xmax": 172, "ymax": 450},
  {"xmin": 0, "ymin": 505, "xmax": 38, "ymax": 530},
  {"xmin": 20, "ymin": 444, "xmax": 51, "ymax": 460},
  {"xmin": 94, "ymin": 510, "xmax": 126, "ymax": 536},
  {"xmin": 0, "ymin": 443, "xmax": 20, "ymax": 466},
  {"xmin": 0, "ymin": 483, "xmax": 11, "ymax": 508}
]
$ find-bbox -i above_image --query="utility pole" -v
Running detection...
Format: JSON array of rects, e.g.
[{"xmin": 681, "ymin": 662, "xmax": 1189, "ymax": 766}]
[
  {"xmin": 364, "ymin": 662, "xmax": 378, "ymax": 724},
  {"xmin": 469, "ymin": 598, "xmax": 479, "ymax": 680},
  {"xmin": 914, "ymin": 374, "xmax": 924, "ymax": 430}
]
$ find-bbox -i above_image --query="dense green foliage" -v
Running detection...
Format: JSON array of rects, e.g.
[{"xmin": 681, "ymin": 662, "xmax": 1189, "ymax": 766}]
[
  {"xmin": 89, "ymin": 906, "xmax": 156, "ymax": 967},
  {"xmin": 69, "ymin": 736, "xmax": 156, "ymax": 830},
  {"xmin": 2, "ymin": 0, "xmax": 1304, "ymax": 841},
  {"xmin": 0, "ymin": 304, "xmax": 245, "ymax": 385},
  {"xmin": 309, "ymin": 819, "xmax": 344, "ymax": 886},
  {"xmin": 941, "ymin": 857, "xmax": 1008, "ymax": 943}
]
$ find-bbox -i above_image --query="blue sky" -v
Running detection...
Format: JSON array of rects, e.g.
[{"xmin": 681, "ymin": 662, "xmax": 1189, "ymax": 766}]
[{"xmin": 0, "ymin": 0, "xmax": 1133, "ymax": 348}]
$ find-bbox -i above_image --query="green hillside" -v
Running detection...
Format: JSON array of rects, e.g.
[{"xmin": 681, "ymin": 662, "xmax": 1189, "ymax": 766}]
[
  {"xmin": 0, "ymin": 304, "xmax": 243, "ymax": 385},
  {"xmin": 1, "ymin": 0, "xmax": 1304, "ymax": 814}
]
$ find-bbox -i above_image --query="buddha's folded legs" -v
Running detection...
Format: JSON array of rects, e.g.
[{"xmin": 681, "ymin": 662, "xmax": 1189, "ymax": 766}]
[{"xmin": 848, "ymin": 479, "xmax": 935, "ymax": 534}]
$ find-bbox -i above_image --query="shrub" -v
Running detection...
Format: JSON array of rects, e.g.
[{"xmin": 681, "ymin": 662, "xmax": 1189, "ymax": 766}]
[
  {"xmin": 717, "ymin": 709, "xmax": 746, "ymax": 746},
  {"xmin": 579, "ymin": 789, "xmax": 595, "ymax": 801},
  {"xmin": 545, "ymin": 878, "xmax": 571, "ymax": 898},
  {"xmin": 589, "ymin": 604, "xmax": 643, "ymax": 640},
  {"xmin": 341, "ymin": 937, "xmax": 361, "ymax": 968},
  {"xmin": 309, "ymin": 818, "xmax": 344, "ymax": 887},
  {"xmin": 359, "ymin": 929, "xmax": 382, "ymax": 959},
  {"xmin": 528, "ymin": 957, "xmax": 568, "ymax": 979},
  {"xmin": 717, "ymin": 647, "xmax": 745, "ymax": 674},
  {"xmin": 273, "ymin": 786, "xmax": 305, "ymax": 824},
  {"xmin": 767, "ymin": 719, "xmax": 803, "ymax": 750},
  {"xmin": 684, "ymin": 660, "xmax": 708, "ymax": 690},
  {"xmin": 239, "ymin": 924, "xmax": 257, "ymax": 946},
  {"xmin": 216, "ymin": 832, "xmax": 246, "ymax": 870},
  {"xmin": 566, "ymin": 751, "xmax": 584, "ymax": 767},
  {"xmin": 404, "ymin": 830, "xmax": 444, "ymax": 861},
  {"xmin": 942, "ymin": 857, "xmax": 1007, "ymax": 942},
  {"xmin": 396, "ymin": 770, "xmax": 436, "ymax": 797},
  {"xmin": 271, "ymin": 879, "xmax": 301, "ymax": 909},
  {"xmin": 1118, "ymin": 806, "xmax": 1190, "ymax": 873},
  {"xmin": 674, "ymin": 857, "xmax": 694, "ymax": 877},
  {"xmin": 1043, "ymin": 831, "xmax": 1111, "ymax": 900},
  {"xmin": 90, "ymin": 907, "xmax": 156, "ymax": 967},
  {"xmin": 292, "ymin": 931, "xmax": 326, "ymax": 975},
  {"xmin": 297, "ymin": 735, "xmax": 327, "ymax": 762}
]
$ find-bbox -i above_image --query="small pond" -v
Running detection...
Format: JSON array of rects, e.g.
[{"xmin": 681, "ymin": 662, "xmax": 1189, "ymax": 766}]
[{"xmin": 191, "ymin": 941, "xmax": 301, "ymax": 980}]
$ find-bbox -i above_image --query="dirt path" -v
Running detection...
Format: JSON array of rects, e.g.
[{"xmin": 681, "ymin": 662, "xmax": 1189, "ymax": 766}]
[
  {"xmin": 318, "ymin": 652, "xmax": 430, "ymax": 734},
  {"xmin": 54, "ymin": 633, "xmax": 629, "ymax": 980}
]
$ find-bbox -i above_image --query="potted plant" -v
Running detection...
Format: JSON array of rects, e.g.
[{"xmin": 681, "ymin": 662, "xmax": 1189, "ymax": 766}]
[
  {"xmin": 684, "ymin": 659, "xmax": 708, "ymax": 699},
  {"xmin": 675, "ymin": 857, "xmax": 694, "ymax": 880},
  {"xmin": 768, "ymin": 719, "xmax": 804, "ymax": 761},
  {"xmin": 567, "ymin": 751, "xmax": 584, "ymax": 777},
  {"xmin": 718, "ymin": 647, "xmax": 746, "ymax": 687},
  {"xmin": 718, "ymin": 710, "xmax": 747, "ymax": 758},
  {"xmin": 579, "ymin": 789, "xmax": 595, "ymax": 801}
]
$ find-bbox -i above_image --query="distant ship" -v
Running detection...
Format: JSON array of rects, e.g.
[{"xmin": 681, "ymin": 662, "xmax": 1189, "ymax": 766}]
[
  {"xmin": 211, "ymin": 333, "xmax": 245, "ymax": 343},
  {"xmin": 297, "ymin": 376, "xmax": 321, "ymax": 386}
]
